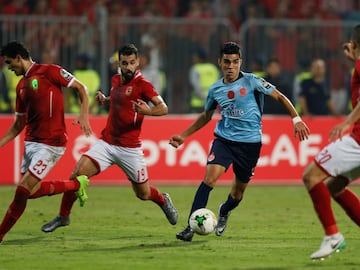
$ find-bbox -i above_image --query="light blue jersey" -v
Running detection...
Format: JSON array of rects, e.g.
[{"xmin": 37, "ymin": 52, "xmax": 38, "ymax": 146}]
[{"xmin": 205, "ymin": 72, "xmax": 276, "ymax": 143}]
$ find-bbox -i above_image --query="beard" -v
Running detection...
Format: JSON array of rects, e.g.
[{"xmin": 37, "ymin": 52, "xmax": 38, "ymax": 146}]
[{"xmin": 122, "ymin": 70, "xmax": 135, "ymax": 82}]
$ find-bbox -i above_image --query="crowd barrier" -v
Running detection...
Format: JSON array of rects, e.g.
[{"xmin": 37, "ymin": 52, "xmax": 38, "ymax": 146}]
[{"xmin": 0, "ymin": 114, "xmax": 346, "ymax": 185}]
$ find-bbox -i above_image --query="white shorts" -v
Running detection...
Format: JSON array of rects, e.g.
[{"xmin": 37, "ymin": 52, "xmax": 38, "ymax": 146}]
[
  {"xmin": 315, "ymin": 135, "xmax": 360, "ymax": 181},
  {"xmin": 84, "ymin": 139, "xmax": 148, "ymax": 183},
  {"xmin": 22, "ymin": 141, "xmax": 65, "ymax": 180}
]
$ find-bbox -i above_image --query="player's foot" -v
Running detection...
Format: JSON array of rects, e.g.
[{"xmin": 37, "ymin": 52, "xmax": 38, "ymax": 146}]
[
  {"xmin": 310, "ymin": 233, "xmax": 346, "ymax": 260},
  {"xmin": 161, "ymin": 193, "xmax": 178, "ymax": 225},
  {"xmin": 76, "ymin": 175, "xmax": 89, "ymax": 207},
  {"xmin": 215, "ymin": 204, "xmax": 230, "ymax": 236},
  {"xmin": 41, "ymin": 215, "xmax": 70, "ymax": 233},
  {"xmin": 176, "ymin": 226, "xmax": 194, "ymax": 242}
]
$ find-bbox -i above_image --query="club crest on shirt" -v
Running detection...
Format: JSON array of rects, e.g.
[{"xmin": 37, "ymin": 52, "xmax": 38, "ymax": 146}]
[
  {"xmin": 31, "ymin": 79, "xmax": 38, "ymax": 90},
  {"xmin": 207, "ymin": 152, "xmax": 215, "ymax": 162},
  {"xmin": 125, "ymin": 87, "xmax": 133, "ymax": 96},
  {"xmin": 60, "ymin": 69, "xmax": 72, "ymax": 81},
  {"xmin": 227, "ymin": 90, "xmax": 235, "ymax": 99},
  {"xmin": 239, "ymin": 87, "xmax": 247, "ymax": 96}
]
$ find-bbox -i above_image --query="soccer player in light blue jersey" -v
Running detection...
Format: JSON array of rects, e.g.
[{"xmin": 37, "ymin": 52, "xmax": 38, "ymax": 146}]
[{"xmin": 169, "ymin": 41, "xmax": 310, "ymax": 242}]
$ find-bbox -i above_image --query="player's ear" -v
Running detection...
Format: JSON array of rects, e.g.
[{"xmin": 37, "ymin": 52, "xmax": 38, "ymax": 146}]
[{"xmin": 351, "ymin": 40, "xmax": 356, "ymax": 49}]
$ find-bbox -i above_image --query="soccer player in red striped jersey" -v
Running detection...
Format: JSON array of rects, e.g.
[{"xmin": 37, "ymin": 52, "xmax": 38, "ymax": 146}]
[
  {"xmin": 303, "ymin": 24, "xmax": 360, "ymax": 260},
  {"xmin": 0, "ymin": 41, "xmax": 92, "ymax": 243},
  {"xmin": 41, "ymin": 43, "xmax": 178, "ymax": 233}
]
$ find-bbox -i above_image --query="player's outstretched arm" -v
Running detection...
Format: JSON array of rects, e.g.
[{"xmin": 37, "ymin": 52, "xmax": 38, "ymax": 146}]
[
  {"xmin": 270, "ymin": 89, "xmax": 310, "ymax": 141},
  {"xmin": 169, "ymin": 110, "xmax": 214, "ymax": 148}
]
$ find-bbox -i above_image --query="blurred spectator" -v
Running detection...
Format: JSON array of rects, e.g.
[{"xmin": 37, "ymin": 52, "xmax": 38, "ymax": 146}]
[
  {"xmin": 298, "ymin": 58, "xmax": 338, "ymax": 116},
  {"xmin": 0, "ymin": 58, "xmax": 12, "ymax": 113},
  {"xmin": 66, "ymin": 54, "xmax": 101, "ymax": 114},
  {"xmin": 40, "ymin": 49, "xmax": 58, "ymax": 64},
  {"xmin": 2, "ymin": 60, "xmax": 21, "ymax": 113},
  {"xmin": 292, "ymin": 59, "xmax": 312, "ymax": 111},
  {"xmin": 139, "ymin": 52, "xmax": 165, "ymax": 96},
  {"xmin": 188, "ymin": 47, "xmax": 219, "ymax": 113},
  {"xmin": 250, "ymin": 57, "xmax": 266, "ymax": 77},
  {"xmin": 51, "ymin": 0, "xmax": 76, "ymax": 16},
  {"xmin": 263, "ymin": 57, "xmax": 292, "ymax": 114},
  {"xmin": 2, "ymin": 0, "xmax": 29, "ymax": 14}
]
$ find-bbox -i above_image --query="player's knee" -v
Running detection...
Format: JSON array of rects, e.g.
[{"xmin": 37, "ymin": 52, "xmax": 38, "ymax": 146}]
[
  {"xmin": 302, "ymin": 169, "xmax": 315, "ymax": 189},
  {"xmin": 135, "ymin": 191, "xmax": 148, "ymax": 200}
]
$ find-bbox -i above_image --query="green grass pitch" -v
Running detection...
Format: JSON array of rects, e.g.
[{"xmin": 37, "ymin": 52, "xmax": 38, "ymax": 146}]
[{"xmin": 0, "ymin": 184, "xmax": 359, "ymax": 270}]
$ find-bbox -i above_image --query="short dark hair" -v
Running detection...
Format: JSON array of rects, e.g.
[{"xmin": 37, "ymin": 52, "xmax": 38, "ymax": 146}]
[
  {"xmin": 220, "ymin": 42, "xmax": 242, "ymax": 58},
  {"xmin": 351, "ymin": 24, "xmax": 360, "ymax": 47},
  {"xmin": 0, "ymin": 41, "xmax": 30, "ymax": 59},
  {"xmin": 118, "ymin": 44, "xmax": 138, "ymax": 58}
]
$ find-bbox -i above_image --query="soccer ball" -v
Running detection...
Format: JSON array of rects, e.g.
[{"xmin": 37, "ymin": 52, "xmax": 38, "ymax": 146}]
[{"xmin": 189, "ymin": 208, "xmax": 217, "ymax": 235}]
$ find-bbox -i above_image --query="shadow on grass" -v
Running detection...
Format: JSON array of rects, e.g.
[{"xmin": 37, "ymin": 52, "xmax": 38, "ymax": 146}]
[
  {"xmin": 2, "ymin": 236, "xmax": 47, "ymax": 245},
  {"xmin": 63, "ymin": 239, "xmax": 208, "ymax": 252}
]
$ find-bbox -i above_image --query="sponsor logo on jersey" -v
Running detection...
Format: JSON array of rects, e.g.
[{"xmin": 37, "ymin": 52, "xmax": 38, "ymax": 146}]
[
  {"xmin": 225, "ymin": 103, "xmax": 244, "ymax": 117},
  {"xmin": 60, "ymin": 69, "xmax": 72, "ymax": 81}
]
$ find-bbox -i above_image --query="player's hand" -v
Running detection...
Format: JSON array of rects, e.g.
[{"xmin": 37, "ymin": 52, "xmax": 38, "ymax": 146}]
[
  {"xmin": 73, "ymin": 116, "xmax": 92, "ymax": 137},
  {"xmin": 169, "ymin": 135, "xmax": 185, "ymax": 148},
  {"xmin": 343, "ymin": 42, "xmax": 355, "ymax": 61},
  {"xmin": 96, "ymin": 90, "xmax": 106, "ymax": 105},
  {"xmin": 328, "ymin": 121, "xmax": 351, "ymax": 142},
  {"xmin": 294, "ymin": 121, "xmax": 310, "ymax": 141},
  {"xmin": 131, "ymin": 99, "xmax": 151, "ymax": 115}
]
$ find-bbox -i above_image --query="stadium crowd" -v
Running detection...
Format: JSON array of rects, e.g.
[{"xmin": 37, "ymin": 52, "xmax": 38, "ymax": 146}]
[{"xmin": 0, "ymin": 0, "xmax": 359, "ymax": 114}]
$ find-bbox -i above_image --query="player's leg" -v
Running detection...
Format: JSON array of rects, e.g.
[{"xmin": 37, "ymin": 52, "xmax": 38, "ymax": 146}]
[
  {"xmin": 303, "ymin": 161, "xmax": 346, "ymax": 259},
  {"xmin": 41, "ymin": 155, "xmax": 98, "ymax": 233},
  {"xmin": 116, "ymin": 144, "xmax": 178, "ymax": 225},
  {"xmin": 176, "ymin": 163, "xmax": 225, "ymax": 241},
  {"xmin": 215, "ymin": 141, "xmax": 261, "ymax": 237},
  {"xmin": 0, "ymin": 172, "xmax": 38, "ymax": 242},
  {"xmin": 131, "ymin": 181, "xmax": 178, "ymax": 225},
  {"xmin": 215, "ymin": 178, "xmax": 247, "ymax": 236},
  {"xmin": 326, "ymin": 176, "xmax": 360, "ymax": 226},
  {"xmin": 29, "ymin": 176, "xmax": 88, "ymax": 199}
]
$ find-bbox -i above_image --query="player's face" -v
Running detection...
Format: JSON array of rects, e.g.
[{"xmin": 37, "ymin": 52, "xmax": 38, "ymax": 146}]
[
  {"xmin": 119, "ymin": 53, "xmax": 139, "ymax": 82},
  {"xmin": 218, "ymin": 54, "xmax": 242, "ymax": 83},
  {"xmin": 3, "ymin": 55, "xmax": 25, "ymax": 76}
]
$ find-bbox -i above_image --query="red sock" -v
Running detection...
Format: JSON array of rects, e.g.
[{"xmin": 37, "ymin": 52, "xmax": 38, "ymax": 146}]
[
  {"xmin": 149, "ymin": 186, "xmax": 165, "ymax": 206},
  {"xmin": 334, "ymin": 188, "xmax": 360, "ymax": 226},
  {"xmin": 59, "ymin": 191, "xmax": 78, "ymax": 217},
  {"xmin": 309, "ymin": 182, "xmax": 338, "ymax": 235},
  {"xmin": 30, "ymin": 180, "xmax": 80, "ymax": 199},
  {"xmin": 0, "ymin": 186, "xmax": 30, "ymax": 241}
]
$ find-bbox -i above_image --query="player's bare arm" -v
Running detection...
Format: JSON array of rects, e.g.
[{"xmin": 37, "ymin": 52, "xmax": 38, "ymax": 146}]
[
  {"xmin": 329, "ymin": 101, "xmax": 360, "ymax": 141},
  {"xmin": 169, "ymin": 110, "xmax": 214, "ymax": 148},
  {"xmin": 70, "ymin": 79, "xmax": 92, "ymax": 137},
  {"xmin": 0, "ymin": 114, "xmax": 26, "ymax": 147},
  {"xmin": 270, "ymin": 89, "xmax": 310, "ymax": 141},
  {"xmin": 132, "ymin": 95, "xmax": 168, "ymax": 116}
]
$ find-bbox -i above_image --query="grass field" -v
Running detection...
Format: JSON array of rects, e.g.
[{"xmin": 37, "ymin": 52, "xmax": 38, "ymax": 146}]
[{"xmin": 0, "ymin": 184, "xmax": 359, "ymax": 270}]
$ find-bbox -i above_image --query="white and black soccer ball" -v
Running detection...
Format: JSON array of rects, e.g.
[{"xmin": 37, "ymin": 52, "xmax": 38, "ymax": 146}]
[{"xmin": 189, "ymin": 208, "xmax": 217, "ymax": 235}]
